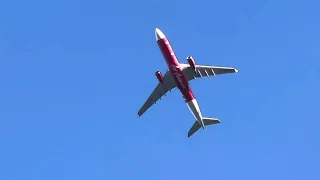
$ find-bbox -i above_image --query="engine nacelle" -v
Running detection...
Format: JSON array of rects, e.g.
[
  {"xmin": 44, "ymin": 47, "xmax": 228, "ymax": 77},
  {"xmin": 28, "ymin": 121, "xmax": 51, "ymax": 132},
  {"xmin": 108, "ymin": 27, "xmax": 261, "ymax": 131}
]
[
  {"xmin": 187, "ymin": 56, "xmax": 196, "ymax": 70},
  {"xmin": 155, "ymin": 71, "xmax": 164, "ymax": 84}
]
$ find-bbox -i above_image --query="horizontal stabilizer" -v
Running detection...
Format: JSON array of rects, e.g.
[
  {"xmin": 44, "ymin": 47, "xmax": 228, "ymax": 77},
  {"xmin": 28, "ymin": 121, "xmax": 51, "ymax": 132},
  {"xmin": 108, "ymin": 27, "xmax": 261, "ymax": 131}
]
[{"xmin": 188, "ymin": 117, "xmax": 220, "ymax": 137}]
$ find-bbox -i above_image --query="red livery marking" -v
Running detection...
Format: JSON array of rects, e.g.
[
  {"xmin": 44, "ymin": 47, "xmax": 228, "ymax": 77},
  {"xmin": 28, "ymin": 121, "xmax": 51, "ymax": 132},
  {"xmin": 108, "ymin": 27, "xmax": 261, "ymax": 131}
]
[
  {"xmin": 170, "ymin": 64, "xmax": 185, "ymax": 89},
  {"xmin": 157, "ymin": 38, "xmax": 195, "ymax": 102}
]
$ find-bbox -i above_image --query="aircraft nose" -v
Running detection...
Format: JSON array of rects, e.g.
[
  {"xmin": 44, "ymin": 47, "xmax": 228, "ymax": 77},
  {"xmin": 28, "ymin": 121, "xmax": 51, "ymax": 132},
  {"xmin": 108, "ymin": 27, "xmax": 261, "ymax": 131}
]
[{"xmin": 155, "ymin": 28, "xmax": 165, "ymax": 41}]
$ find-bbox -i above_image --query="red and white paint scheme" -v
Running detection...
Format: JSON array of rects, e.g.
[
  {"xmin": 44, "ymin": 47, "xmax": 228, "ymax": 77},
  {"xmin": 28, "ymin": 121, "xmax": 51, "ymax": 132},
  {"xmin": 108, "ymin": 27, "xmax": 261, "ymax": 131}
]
[{"xmin": 138, "ymin": 28, "xmax": 239, "ymax": 137}]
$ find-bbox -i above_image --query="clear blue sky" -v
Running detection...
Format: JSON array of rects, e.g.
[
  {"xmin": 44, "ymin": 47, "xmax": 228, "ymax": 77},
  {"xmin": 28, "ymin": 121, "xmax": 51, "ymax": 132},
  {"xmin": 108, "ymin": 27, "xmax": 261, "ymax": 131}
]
[{"xmin": 1, "ymin": 0, "xmax": 319, "ymax": 179}]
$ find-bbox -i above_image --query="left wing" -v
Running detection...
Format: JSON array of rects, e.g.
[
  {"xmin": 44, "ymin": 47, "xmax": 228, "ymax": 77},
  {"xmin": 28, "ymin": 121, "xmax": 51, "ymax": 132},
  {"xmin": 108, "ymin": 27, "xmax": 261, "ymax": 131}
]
[
  {"xmin": 181, "ymin": 64, "xmax": 238, "ymax": 81},
  {"xmin": 137, "ymin": 70, "xmax": 177, "ymax": 117}
]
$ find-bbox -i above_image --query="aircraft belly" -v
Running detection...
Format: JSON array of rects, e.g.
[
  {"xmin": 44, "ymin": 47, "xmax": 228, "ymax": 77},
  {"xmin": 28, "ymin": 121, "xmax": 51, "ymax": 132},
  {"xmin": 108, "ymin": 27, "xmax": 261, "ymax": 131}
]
[
  {"xmin": 170, "ymin": 70, "xmax": 195, "ymax": 102},
  {"xmin": 156, "ymin": 36, "xmax": 195, "ymax": 102}
]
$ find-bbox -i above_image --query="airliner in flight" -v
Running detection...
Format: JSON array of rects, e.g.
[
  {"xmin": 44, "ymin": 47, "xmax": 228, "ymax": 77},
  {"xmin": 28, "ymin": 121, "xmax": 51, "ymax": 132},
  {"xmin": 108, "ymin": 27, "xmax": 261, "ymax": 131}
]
[{"xmin": 137, "ymin": 28, "xmax": 238, "ymax": 137}]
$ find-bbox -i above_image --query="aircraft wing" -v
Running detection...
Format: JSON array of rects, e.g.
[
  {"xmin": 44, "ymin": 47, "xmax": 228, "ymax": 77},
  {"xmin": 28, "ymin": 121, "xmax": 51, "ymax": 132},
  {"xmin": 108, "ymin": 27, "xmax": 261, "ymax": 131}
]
[
  {"xmin": 137, "ymin": 70, "xmax": 177, "ymax": 117},
  {"xmin": 181, "ymin": 64, "xmax": 238, "ymax": 81}
]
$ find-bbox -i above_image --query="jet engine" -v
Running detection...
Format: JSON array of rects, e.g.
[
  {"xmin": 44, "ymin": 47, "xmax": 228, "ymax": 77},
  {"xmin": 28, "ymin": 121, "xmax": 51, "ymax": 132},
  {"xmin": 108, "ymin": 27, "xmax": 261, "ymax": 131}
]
[
  {"xmin": 187, "ymin": 56, "xmax": 196, "ymax": 70},
  {"xmin": 155, "ymin": 71, "xmax": 164, "ymax": 84}
]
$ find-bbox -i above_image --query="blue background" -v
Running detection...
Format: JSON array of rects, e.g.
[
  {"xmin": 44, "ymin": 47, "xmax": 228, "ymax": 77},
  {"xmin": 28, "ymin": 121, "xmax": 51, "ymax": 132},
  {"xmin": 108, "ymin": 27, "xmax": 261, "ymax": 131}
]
[{"xmin": 1, "ymin": 0, "xmax": 319, "ymax": 179}]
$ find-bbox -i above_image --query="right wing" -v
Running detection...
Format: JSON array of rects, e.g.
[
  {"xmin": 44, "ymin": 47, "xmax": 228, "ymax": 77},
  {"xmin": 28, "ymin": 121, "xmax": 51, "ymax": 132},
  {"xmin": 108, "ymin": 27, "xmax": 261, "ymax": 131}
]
[
  {"xmin": 137, "ymin": 70, "xmax": 177, "ymax": 117},
  {"xmin": 181, "ymin": 64, "xmax": 238, "ymax": 82}
]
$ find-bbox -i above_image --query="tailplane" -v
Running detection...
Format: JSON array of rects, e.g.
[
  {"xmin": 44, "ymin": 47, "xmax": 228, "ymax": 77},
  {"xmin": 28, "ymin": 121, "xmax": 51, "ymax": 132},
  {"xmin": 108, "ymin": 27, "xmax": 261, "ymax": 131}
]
[{"xmin": 188, "ymin": 117, "xmax": 220, "ymax": 137}]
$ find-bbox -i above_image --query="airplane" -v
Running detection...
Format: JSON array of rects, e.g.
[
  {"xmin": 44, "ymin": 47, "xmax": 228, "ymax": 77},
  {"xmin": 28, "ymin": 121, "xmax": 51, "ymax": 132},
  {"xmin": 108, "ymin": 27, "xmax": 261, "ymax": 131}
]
[{"xmin": 137, "ymin": 28, "xmax": 238, "ymax": 137}]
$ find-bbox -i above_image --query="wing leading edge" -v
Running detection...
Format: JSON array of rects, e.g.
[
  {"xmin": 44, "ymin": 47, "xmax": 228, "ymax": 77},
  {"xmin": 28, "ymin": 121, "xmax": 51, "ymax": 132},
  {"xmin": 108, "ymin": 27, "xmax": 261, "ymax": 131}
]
[
  {"xmin": 181, "ymin": 64, "xmax": 238, "ymax": 81},
  {"xmin": 137, "ymin": 70, "xmax": 177, "ymax": 117}
]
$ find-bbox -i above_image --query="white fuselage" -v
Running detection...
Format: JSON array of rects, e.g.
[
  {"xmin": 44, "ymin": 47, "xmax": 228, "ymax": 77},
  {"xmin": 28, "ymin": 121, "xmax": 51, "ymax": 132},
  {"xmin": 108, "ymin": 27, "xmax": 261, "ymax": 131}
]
[{"xmin": 186, "ymin": 99, "xmax": 205, "ymax": 128}]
